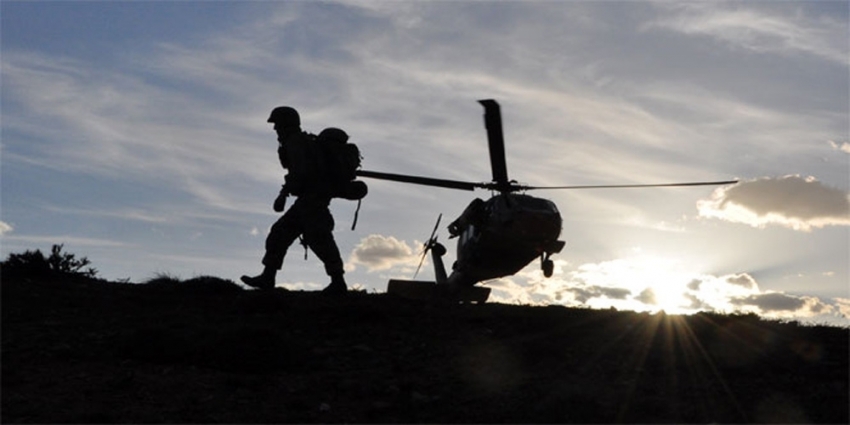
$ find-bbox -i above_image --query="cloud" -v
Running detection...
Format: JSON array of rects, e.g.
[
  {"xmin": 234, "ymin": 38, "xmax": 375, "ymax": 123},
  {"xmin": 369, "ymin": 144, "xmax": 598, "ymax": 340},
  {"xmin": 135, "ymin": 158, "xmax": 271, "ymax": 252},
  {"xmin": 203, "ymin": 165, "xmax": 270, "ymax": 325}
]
[
  {"xmin": 579, "ymin": 286, "xmax": 633, "ymax": 302},
  {"xmin": 1, "ymin": 50, "xmax": 276, "ymax": 216},
  {"xmin": 2, "ymin": 234, "xmax": 126, "ymax": 248},
  {"xmin": 731, "ymin": 292, "xmax": 805, "ymax": 312},
  {"xmin": 645, "ymin": 3, "xmax": 849, "ymax": 65},
  {"xmin": 835, "ymin": 298, "xmax": 850, "ymax": 318},
  {"xmin": 636, "ymin": 287, "xmax": 657, "ymax": 305},
  {"xmin": 829, "ymin": 140, "xmax": 850, "ymax": 154},
  {"xmin": 686, "ymin": 279, "xmax": 703, "ymax": 291},
  {"xmin": 347, "ymin": 234, "xmax": 419, "ymax": 272},
  {"xmin": 697, "ymin": 176, "xmax": 850, "ymax": 231},
  {"xmin": 729, "ymin": 292, "xmax": 833, "ymax": 317},
  {"xmin": 488, "ymin": 278, "xmax": 553, "ymax": 305},
  {"xmin": 476, "ymin": 256, "xmax": 848, "ymax": 324},
  {"xmin": 0, "ymin": 221, "xmax": 13, "ymax": 236},
  {"xmin": 726, "ymin": 273, "xmax": 758, "ymax": 289}
]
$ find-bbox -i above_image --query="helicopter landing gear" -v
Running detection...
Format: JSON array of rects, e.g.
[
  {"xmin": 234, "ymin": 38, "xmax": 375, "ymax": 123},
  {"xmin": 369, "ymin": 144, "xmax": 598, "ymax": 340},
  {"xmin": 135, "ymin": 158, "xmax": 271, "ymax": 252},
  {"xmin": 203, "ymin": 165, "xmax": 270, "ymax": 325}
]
[{"xmin": 541, "ymin": 254, "xmax": 554, "ymax": 278}]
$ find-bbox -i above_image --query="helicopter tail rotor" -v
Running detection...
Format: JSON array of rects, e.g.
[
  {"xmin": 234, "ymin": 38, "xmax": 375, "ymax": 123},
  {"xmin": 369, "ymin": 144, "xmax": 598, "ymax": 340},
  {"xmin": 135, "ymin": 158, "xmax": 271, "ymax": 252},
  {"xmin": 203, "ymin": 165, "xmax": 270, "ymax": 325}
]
[
  {"xmin": 389, "ymin": 212, "xmax": 487, "ymax": 303},
  {"xmin": 413, "ymin": 214, "xmax": 442, "ymax": 279}
]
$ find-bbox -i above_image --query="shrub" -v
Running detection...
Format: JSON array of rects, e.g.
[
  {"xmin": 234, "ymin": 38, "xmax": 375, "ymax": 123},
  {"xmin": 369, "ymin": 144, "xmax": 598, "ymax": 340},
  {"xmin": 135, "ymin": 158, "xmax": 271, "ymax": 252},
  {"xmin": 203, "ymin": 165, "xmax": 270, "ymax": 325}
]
[
  {"xmin": 144, "ymin": 272, "xmax": 182, "ymax": 286},
  {"xmin": 143, "ymin": 274, "xmax": 242, "ymax": 293},
  {"xmin": 1, "ymin": 244, "xmax": 99, "ymax": 279}
]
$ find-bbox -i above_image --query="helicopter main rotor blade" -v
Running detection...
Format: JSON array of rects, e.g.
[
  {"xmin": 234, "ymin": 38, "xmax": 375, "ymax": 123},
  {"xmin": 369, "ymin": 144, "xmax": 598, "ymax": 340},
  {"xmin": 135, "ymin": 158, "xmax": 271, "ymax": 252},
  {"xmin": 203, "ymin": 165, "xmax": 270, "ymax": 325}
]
[
  {"xmin": 523, "ymin": 180, "xmax": 739, "ymax": 190},
  {"xmin": 357, "ymin": 170, "xmax": 478, "ymax": 191},
  {"xmin": 479, "ymin": 99, "xmax": 509, "ymax": 188}
]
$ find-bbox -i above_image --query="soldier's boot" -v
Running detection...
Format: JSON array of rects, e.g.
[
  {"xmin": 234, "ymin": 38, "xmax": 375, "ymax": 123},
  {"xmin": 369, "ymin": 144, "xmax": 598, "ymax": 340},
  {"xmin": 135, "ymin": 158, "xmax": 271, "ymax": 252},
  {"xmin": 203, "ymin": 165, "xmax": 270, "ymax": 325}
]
[
  {"xmin": 322, "ymin": 273, "xmax": 347, "ymax": 296},
  {"xmin": 240, "ymin": 266, "xmax": 276, "ymax": 290}
]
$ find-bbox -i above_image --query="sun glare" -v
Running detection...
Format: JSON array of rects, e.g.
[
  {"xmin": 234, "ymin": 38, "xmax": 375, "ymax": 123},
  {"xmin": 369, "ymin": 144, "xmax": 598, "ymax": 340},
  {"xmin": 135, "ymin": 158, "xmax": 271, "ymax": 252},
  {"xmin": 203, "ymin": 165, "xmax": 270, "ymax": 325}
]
[{"xmin": 575, "ymin": 254, "xmax": 702, "ymax": 315}]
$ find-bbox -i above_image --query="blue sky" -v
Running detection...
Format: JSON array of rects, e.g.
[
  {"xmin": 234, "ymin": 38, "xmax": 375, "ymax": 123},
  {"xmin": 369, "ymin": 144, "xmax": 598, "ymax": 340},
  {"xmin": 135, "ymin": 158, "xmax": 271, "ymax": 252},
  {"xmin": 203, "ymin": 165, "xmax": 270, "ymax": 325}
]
[{"xmin": 2, "ymin": 1, "xmax": 848, "ymax": 325}]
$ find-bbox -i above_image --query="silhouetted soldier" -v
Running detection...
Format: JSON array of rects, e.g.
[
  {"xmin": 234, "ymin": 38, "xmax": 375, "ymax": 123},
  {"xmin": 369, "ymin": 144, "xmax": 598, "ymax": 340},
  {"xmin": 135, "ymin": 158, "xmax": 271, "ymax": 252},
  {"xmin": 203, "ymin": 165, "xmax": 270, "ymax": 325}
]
[{"xmin": 241, "ymin": 106, "xmax": 347, "ymax": 295}]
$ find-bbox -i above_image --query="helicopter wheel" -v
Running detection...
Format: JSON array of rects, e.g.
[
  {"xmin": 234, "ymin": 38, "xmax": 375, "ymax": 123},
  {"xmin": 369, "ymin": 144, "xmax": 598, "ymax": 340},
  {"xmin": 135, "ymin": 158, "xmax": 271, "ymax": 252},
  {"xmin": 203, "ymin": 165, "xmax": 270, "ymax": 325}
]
[{"xmin": 542, "ymin": 259, "xmax": 554, "ymax": 278}]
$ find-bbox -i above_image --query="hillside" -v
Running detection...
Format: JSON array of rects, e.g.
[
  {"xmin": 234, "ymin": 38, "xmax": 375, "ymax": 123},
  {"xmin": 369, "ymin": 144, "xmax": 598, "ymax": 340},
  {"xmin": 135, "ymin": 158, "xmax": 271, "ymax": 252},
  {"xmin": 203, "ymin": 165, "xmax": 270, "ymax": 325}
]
[{"xmin": 2, "ymin": 272, "xmax": 848, "ymax": 423}]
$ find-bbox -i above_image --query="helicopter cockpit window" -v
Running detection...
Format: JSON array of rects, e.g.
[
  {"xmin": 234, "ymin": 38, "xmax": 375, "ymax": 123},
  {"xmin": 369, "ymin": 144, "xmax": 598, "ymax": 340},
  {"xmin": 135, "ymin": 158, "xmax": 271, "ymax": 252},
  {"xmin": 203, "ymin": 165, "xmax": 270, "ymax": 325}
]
[{"xmin": 460, "ymin": 225, "xmax": 477, "ymax": 246}]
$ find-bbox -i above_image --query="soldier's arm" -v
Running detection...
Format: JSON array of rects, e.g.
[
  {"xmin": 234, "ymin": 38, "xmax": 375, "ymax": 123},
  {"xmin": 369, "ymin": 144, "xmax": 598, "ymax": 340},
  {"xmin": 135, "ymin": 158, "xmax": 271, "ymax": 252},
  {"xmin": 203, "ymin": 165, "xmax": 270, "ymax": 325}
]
[{"xmin": 277, "ymin": 144, "xmax": 289, "ymax": 169}]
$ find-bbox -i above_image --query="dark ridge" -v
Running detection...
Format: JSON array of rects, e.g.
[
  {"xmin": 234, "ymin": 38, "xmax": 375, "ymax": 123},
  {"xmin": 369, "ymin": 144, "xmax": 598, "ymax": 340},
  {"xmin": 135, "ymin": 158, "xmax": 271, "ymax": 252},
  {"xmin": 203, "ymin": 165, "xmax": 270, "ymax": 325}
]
[{"xmin": 2, "ymin": 273, "xmax": 847, "ymax": 424}]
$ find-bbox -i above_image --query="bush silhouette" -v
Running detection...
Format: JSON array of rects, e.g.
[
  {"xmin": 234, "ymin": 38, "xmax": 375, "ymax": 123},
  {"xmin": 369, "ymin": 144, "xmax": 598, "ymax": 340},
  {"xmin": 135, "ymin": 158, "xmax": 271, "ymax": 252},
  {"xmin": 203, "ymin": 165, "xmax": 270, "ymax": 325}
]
[
  {"xmin": 143, "ymin": 273, "xmax": 243, "ymax": 293},
  {"xmin": 1, "ymin": 244, "xmax": 98, "ymax": 279}
]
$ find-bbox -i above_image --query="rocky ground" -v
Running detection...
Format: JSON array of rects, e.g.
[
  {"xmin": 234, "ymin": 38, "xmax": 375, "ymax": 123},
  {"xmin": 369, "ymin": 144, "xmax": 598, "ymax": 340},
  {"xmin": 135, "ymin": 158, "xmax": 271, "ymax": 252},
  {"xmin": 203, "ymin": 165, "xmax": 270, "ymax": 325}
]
[{"xmin": 2, "ymin": 273, "xmax": 848, "ymax": 423}]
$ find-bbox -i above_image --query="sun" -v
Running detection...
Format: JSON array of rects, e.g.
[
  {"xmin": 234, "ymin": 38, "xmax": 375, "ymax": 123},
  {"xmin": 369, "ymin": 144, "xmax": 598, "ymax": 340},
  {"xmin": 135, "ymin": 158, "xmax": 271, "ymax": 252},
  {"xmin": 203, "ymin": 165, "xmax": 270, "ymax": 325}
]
[
  {"xmin": 577, "ymin": 254, "xmax": 700, "ymax": 314},
  {"xmin": 629, "ymin": 257, "xmax": 698, "ymax": 314},
  {"xmin": 645, "ymin": 281, "xmax": 693, "ymax": 314}
]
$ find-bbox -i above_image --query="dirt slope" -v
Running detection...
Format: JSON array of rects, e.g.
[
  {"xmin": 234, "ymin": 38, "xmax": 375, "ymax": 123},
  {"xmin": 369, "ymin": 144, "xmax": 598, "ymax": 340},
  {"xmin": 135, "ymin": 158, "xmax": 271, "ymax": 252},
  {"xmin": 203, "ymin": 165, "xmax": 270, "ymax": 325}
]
[{"xmin": 2, "ymin": 274, "xmax": 848, "ymax": 423}]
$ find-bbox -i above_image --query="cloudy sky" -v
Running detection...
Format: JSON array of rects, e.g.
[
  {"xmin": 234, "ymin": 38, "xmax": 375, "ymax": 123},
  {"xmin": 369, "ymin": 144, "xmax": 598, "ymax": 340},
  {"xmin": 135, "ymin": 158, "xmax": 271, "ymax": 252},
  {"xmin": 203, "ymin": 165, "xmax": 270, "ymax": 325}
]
[{"xmin": 2, "ymin": 1, "xmax": 848, "ymax": 325}]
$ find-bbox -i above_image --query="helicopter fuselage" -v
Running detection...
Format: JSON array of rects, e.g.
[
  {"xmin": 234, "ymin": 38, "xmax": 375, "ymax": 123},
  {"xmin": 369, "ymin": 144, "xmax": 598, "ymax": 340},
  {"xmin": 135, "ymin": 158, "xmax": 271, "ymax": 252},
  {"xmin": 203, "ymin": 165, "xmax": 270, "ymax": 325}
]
[
  {"xmin": 446, "ymin": 193, "xmax": 565, "ymax": 286},
  {"xmin": 359, "ymin": 98, "xmax": 735, "ymax": 301}
]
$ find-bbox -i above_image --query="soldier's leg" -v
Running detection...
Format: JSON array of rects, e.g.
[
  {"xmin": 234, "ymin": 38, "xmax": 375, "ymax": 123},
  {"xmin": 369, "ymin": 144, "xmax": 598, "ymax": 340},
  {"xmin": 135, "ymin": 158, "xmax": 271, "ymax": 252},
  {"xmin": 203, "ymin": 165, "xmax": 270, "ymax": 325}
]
[
  {"xmin": 242, "ymin": 203, "xmax": 305, "ymax": 289},
  {"xmin": 263, "ymin": 205, "xmax": 304, "ymax": 271},
  {"xmin": 307, "ymin": 232, "xmax": 345, "ymax": 277},
  {"xmin": 302, "ymin": 207, "xmax": 346, "ymax": 293}
]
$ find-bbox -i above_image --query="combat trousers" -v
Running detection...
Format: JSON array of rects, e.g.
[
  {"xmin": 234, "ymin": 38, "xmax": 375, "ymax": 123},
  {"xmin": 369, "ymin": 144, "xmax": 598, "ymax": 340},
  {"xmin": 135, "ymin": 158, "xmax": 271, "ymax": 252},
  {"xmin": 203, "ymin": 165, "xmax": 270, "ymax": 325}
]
[{"xmin": 262, "ymin": 196, "xmax": 345, "ymax": 277}]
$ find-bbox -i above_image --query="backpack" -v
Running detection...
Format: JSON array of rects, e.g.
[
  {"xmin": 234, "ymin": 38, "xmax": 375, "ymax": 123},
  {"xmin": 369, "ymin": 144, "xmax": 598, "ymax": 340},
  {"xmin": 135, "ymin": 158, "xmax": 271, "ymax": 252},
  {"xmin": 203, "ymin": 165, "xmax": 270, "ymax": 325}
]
[{"xmin": 316, "ymin": 127, "xmax": 368, "ymax": 201}]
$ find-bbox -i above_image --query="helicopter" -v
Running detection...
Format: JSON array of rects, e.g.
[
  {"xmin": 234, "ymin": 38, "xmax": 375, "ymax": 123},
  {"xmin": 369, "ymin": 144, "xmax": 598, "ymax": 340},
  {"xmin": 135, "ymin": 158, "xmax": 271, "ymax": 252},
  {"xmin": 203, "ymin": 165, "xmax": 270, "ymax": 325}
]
[{"xmin": 356, "ymin": 99, "xmax": 737, "ymax": 302}]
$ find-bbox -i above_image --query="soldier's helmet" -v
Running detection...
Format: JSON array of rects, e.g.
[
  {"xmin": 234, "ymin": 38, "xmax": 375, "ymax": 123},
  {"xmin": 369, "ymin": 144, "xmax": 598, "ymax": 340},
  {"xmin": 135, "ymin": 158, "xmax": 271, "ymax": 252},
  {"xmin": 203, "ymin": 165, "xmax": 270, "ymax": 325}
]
[{"xmin": 267, "ymin": 106, "xmax": 300, "ymax": 127}]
